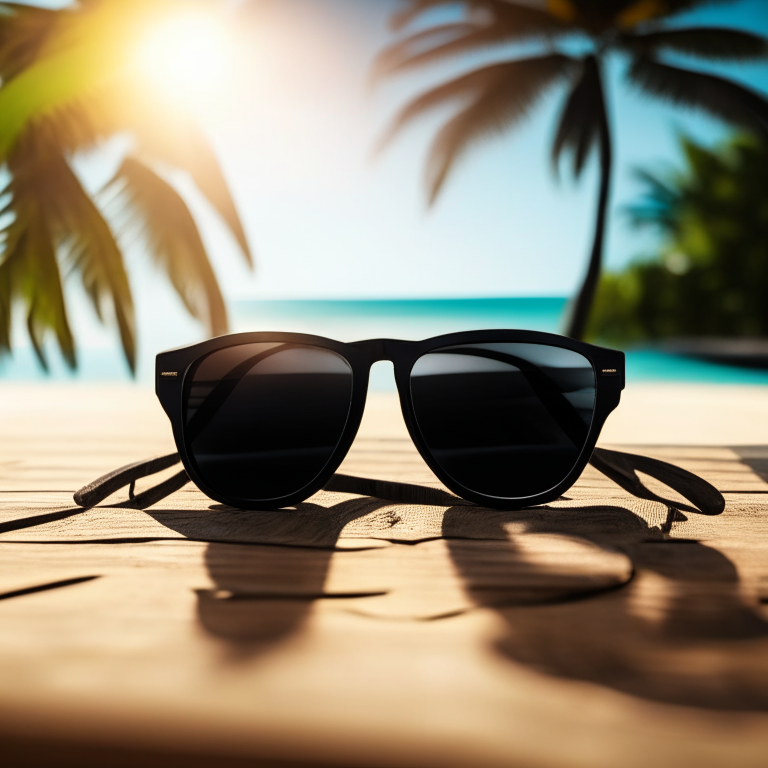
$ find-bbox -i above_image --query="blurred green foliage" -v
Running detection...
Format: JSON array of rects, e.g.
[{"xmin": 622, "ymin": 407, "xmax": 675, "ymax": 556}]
[
  {"xmin": 378, "ymin": 0, "xmax": 768, "ymax": 340},
  {"xmin": 0, "ymin": 1, "xmax": 251, "ymax": 374},
  {"xmin": 589, "ymin": 134, "xmax": 768, "ymax": 344}
]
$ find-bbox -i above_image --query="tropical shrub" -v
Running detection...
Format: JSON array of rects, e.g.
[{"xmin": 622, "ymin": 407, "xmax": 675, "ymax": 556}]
[{"xmin": 589, "ymin": 134, "xmax": 768, "ymax": 344}]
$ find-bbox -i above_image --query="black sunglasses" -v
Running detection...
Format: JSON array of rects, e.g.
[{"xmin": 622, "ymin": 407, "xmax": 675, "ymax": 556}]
[
  {"xmin": 144, "ymin": 329, "xmax": 626, "ymax": 511},
  {"xmin": 73, "ymin": 330, "xmax": 725, "ymax": 517}
]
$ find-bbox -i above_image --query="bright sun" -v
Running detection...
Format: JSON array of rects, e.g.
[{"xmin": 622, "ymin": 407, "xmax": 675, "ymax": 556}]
[{"xmin": 134, "ymin": 13, "xmax": 232, "ymax": 108}]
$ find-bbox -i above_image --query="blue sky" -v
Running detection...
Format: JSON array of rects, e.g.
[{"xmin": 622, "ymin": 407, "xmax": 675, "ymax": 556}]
[
  {"xmin": 8, "ymin": 0, "xmax": 768, "ymax": 372},
  {"xmin": 196, "ymin": 0, "xmax": 768, "ymax": 300}
]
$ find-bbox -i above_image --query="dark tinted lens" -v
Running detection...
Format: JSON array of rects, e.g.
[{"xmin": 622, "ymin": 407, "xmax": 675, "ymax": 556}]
[
  {"xmin": 184, "ymin": 343, "xmax": 353, "ymax": 502},
  {"xmin": 410, "ymin": 342, "xmax": 595, "ymax": 498}
]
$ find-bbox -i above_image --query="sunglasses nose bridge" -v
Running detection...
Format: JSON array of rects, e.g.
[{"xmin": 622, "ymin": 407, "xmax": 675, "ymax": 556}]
[{"xmin": 354, "ymin": 339, "xmax": 414, "ymax": 365}]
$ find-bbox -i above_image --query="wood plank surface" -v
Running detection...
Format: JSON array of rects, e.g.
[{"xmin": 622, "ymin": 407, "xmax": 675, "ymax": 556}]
[{"xmin": 1, "ymin": 383, "xmax": 768, "ymax": 768}]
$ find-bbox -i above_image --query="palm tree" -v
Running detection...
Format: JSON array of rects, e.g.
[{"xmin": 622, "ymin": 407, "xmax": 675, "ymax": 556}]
[
  {"xmin": 0, "ymin": 0, "xmax": 252, "ymax": 373},
  {"xmin": 374, "ymin": 0, "xmax": 768, "ymax": 339}
]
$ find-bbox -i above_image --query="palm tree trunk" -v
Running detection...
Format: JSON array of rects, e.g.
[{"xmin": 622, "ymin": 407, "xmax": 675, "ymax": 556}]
[{"xmin": 564, "ymin": 66, "xmax": 612, "ymax": 341}]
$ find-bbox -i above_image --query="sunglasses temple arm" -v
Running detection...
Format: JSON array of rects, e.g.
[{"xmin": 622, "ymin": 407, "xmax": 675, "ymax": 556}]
[
  {"xmin": 72, "ymin": 449, "xmax": 724, "ymax": 516},
  {"xmin": 73, "ymin": 453, "xmax": 189, "ymax": 509},
  {"xmin": 332, "ymin": 450, "xmax": 725, "ymax": 515},
  {"xmin": 72, "ymin": 455, "xmax": 466, "ymax": 510},
  {"xmin": 589, "ymin": 447, "xmax": 725, "ymax": 516}
]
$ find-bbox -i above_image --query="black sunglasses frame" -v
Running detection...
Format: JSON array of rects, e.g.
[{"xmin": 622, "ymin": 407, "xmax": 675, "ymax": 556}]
[{"xmin": 156, "ymin": 330, "xmax": 625, "ymax": 511}]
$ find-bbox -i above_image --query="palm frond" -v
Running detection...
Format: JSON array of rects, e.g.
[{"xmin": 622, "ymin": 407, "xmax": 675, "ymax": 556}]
[
  {"xmin": 417, "ymin": 55, "xmax": 575, "ymax": 202},
  {"xmin": 374, "ymin": 2, "xmax": 568, "ymax": 80},
  {"xmin": 0, "ymin": 254, "xmax": 10, "ymax": 356},
  {"xmin": 464, "ymin": 0, "xmax": 568, "ymax": 38},
  {"xmin": 108, "ymin": 157, "xmax": 228, "ymax": 339},
  {"xmin": 0, "ymin": 212, "xmax": 75, "ymax": 370},
  {"xmin": 6, "ymin": 127, "xmax": 136, "ymax": 371},
  {"xmin": 0, "ymin": 2, "xmax": 58, "ymax": 81},
  {"xmin": 377, "ymin": 63, "xmax": 503, "ymax": 152},
  {"xmin": 390, "ymin": 0, "xmax": 460, "ymax": 31},
  {"xmin": 135, "ymin": 129, "xmax": 252, "ymax": 270},
  {"xmin": 36, "ymin": 86, "xmax": 254, "ymax": 270},
  {"xmin": 0, "ymin": 0, "xmax": 149, "ymax": 159},
  {"xmin": 25, "ymin": 221, "xmax": 75, "ymax": 370},
  {"xmin": 0, "ymin": 35, "xmax": 115, "ymax": 159},
  {"xmin": 391, "ymin": 0, "xmax": 567, "ymax": 34},
  {"xmin": 39, "ymin": 98, "xmax": 252, "ymax": 287},
  {"xmin": 0, "ymin": 0, "xmax": 250, "ymax": 373},
  {"xmin": 625, "ymin": 168, "xmax": 680, "ymax": 230},
  {"xmin": 0, "ymin": 2, "xmax": 251, "ymax": 265},
  {"xmin": 612, "ymin": 0, "xmax": 674, "ymax": 28},
  {"xmin": 372, "ymin": 23, "xmax": 477, "ymax": 79},
  {"xmin": 640, "ymin": 0, "xmax": 742, "ymax": 21},
  {"xmin": 624, "ymin": 27, "xmax": 768, "ymax": 61},
  {"xmin": 379, "ymin": 54, "xmax": 573, "ymax": 151},
  {"xmin": 32, "ymin": 100, "xmax": 103, "ymax": 156},
  {"xmin": 92, "ymin": 87, "xmax": 253, "ymax": 268},
  {"xmin": 47, "ymin": 163, "xmax": 136, "ymax": 372},
  {"xmin": 628, "ymin": 55, "xmax": 768, "ymax": 137},
  {"xmin": 551, "ymin": 54, "xmax": 607, "ymax": 178},
  {"xmin": 575, "ymin": 0, "xmax": 726, "ymax": 28}
]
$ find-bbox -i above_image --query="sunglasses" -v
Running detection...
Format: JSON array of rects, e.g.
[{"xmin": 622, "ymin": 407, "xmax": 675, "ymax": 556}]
[
  {"xmin": 140, "ymin": 329, "xmax": 626, "ymax": 511},
  {"xmin": 73, "ymin": 330, "xmax": 725, "ymax": 517}
]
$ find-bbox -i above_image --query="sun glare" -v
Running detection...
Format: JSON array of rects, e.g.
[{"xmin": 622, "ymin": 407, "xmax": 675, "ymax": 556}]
[{"xmin": 135, "ymin": 13, "xmax": 233, "ymax": 109}]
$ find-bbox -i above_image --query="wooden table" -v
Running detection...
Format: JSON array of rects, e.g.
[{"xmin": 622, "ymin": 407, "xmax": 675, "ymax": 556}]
[{"xmin": 1, "ymin": 383, "xmax": 768, "ymax": 768}]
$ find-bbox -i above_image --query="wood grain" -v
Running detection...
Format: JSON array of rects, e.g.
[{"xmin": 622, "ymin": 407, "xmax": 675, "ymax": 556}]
[{"xmin": 1, "ymin": 383, "xmax": 768, "ymax": 768}]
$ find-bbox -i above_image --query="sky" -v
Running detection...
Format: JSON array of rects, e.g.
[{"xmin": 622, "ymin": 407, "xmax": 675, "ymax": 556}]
[
  {"xmin": 198, "ymin": 0, "xmax": 768, "ymax": 299},
  {"xmin": 8, "ymin": 0, "xmax": 768, "ymax": 371}
]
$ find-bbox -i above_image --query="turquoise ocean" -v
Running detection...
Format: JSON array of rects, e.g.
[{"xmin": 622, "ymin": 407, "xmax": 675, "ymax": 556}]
[{"xmin": 2, "ymin": 298, "xmax": 767, "ymax": 387}]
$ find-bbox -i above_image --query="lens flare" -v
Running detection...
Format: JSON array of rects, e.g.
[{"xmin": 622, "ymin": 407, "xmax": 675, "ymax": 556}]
[{"xmin": 134, "ymin": 13, "xmax": 232, "ymax": 109}]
